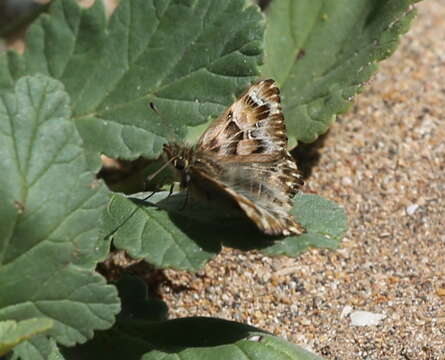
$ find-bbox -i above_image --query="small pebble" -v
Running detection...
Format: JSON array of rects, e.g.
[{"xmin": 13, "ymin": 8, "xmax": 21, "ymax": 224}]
[
  {"xmin": 350, "ymin": 311, "xmax": 386, "ymax": 326},
  {"xmin": 247, "ymin": 335, "xmax": 263, "ymax": 342},
  {"xmin": 341, "ymin": 305, "xmax": 353, "ymax": 318},
  {"xmin": 436, "ymin": 288, "xmax": 445, "ymax": 296},
  {"xmin": 406, "ymin": 204, "xmax": 420, "ymax": 215}
]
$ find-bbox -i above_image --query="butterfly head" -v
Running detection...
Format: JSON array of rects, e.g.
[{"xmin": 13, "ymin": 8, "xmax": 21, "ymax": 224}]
[
  {"xmin": 172, "ymin": 157, "xmax": 189, "ymax": 170},
  {"xmin": 164, "ymin": 143, "xmax": 194, "ymax": 188}
]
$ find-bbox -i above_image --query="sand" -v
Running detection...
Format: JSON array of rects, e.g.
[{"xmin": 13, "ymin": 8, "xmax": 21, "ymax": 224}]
[{"xmin": 162, "ymin": 2, "xmax": 445, "ymax": 359}]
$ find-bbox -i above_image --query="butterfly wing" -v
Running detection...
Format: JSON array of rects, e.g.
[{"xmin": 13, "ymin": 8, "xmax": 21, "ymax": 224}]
[
  {"xmin": 197, "ymin": 79, "xmax": 287, "ymax": 158},
  {"xmin": 192, "ymin": 79, "xmax": 304, "ymax": 236},
  {"xmin": 190, "ymin": 160, "xmax": 304, "ymax": 236}
]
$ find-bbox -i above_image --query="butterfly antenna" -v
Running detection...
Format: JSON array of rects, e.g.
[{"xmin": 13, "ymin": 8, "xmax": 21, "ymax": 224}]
[
  {"xmin": 145, "ymin": 156, "xmax": 177, "ymax": 185},
  {"xmin": 142, "ymin": 158, "xmax": 176, "ymax": 202}
]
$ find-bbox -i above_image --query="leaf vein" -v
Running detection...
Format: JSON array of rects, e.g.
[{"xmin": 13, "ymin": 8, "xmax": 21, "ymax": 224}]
[
  {"xmin": 141, "ymin": 207, "xmax": 193, "ymax": 267},
  {"xmin": 282, "ymin": 1, "xmax": 325, "ymax": 90}
]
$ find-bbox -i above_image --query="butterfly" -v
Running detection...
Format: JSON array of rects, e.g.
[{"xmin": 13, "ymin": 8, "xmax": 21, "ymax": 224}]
[{"xmin": 163, "ymin": 79, "xmax": 304, "ymax": 236}]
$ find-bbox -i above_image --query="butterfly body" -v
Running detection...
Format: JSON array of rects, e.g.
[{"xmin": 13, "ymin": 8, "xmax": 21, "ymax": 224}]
[{"xmin": 163, "ymin": 80, "xmax": 304, "ymax": 236}]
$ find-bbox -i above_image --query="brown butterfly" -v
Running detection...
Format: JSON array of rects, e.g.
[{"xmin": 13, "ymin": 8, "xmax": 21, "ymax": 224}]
[{"xmin": 163, "ymin": 79, "xmax": 304, "ymax": 236}]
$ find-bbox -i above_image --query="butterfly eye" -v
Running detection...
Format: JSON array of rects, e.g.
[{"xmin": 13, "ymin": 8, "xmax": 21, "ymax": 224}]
[{"xmin": 174, "ymin": 158, "xmax": 187, "ymax": 170}]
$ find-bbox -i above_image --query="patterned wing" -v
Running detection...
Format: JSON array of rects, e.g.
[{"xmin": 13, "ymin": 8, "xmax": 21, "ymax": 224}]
[
  {"xmin": 190, "ymin": 159, "xmax": 304, "ymax": 236},
  {"xmin": 190, "ymin": 79, "xmax": 304, "ymax": 236},
  {"xmin": 196, "ymin": 79, "xmax": 287, "ymax": 158}
]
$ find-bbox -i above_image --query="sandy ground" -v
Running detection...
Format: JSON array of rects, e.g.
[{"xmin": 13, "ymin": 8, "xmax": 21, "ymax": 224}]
[{"xmin": 162, "ymin": 2, "xmax": 445, "ymax": 359}]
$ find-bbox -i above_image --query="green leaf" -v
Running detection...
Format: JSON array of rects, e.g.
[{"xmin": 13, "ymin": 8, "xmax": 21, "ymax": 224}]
[
  {"xmin": 262, "ymin": 194, "xmax": 347, "ymax": 256},
  {"xmin": 12, "ymin": 337, "xmax": 66, "ymax": 360},
  {"xmin": 64, "ymin": 277, "xmax": 325, "ymax": 360},
  {"xmin": 103, "ymin": 192, "xmax": 346, "ymax": 271},
  {"xmin": 0, "ymin": 0, "xmax": 264, "ymax": 161},
  {"xmin": 0, "ymin": 75, "xmax": 120, "ymax": 357},
  {"xmin": 0, "ymin": 318, "xmax": 53, "ymax": 356},
  {"xmin": 103, "ymin": 193, "xmax": 221, "ymax": 271},
  {"xmin": 262, "ymin": 0, "xmax": 418, "ymax": 145}
]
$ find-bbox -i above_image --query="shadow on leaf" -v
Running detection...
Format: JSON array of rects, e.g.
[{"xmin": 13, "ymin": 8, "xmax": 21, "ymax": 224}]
[
  {"xmin": 104, "ymin": 190, "xmax": 345, "ymax": 271},
  {"xmin": 62, "ymin": 276, "xmax": 265, "ymax": 360},
  {"xmin": 291, "ymin": 132, "xmax": 328, "ymax": 181},
  {"xmin": 151, "ymin": 192, "xmax": 281, "ymax": 251}
]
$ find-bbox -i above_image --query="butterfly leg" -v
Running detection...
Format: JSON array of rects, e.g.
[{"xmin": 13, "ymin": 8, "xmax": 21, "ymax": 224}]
[
  {"xmin": 167, "ymin": 183, "xmax": 174, "ymax": 199},
  {"xmin": 142, "ymin": 191, "xmax": 157, "ymax": 201},
  {"xmin": 180, "ymin": 187, "xmax": 190, "ymax": 210}
]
